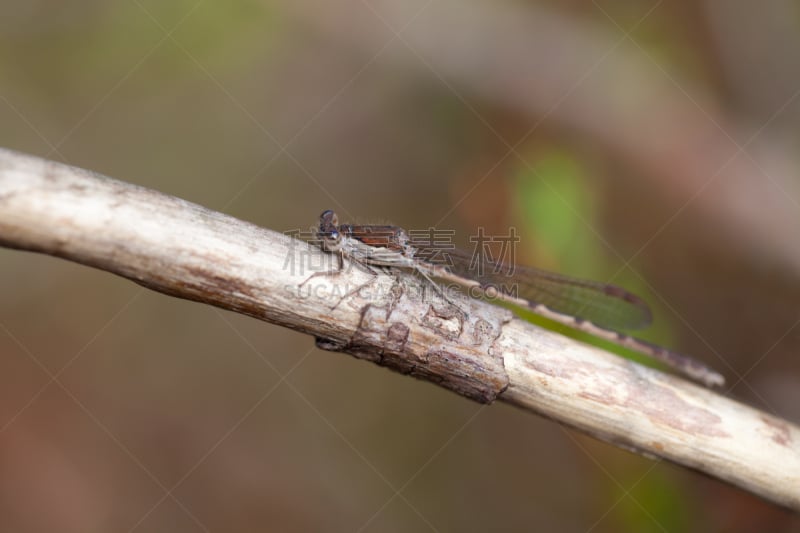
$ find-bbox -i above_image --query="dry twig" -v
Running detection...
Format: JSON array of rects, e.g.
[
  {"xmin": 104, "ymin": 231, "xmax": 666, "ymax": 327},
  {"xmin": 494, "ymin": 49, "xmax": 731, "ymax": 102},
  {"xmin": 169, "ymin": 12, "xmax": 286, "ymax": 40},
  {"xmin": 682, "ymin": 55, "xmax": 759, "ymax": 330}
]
[{"xmin": 0, "ymin": 148, "xmax": 798, "ymax": 511}]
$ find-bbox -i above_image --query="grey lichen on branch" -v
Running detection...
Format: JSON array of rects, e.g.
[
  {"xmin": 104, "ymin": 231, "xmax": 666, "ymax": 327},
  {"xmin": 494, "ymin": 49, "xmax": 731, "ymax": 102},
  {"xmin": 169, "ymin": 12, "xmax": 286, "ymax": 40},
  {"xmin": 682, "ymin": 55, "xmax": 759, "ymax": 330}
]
[{"xmin": 0, "ymin": 147, "xmax": 798, "ymax": 511}]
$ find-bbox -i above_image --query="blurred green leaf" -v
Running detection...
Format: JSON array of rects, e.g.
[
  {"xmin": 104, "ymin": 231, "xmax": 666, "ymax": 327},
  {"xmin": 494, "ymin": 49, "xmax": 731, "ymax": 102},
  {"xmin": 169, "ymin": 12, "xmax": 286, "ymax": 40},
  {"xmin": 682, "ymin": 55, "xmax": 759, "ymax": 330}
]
[
  {"xmin": 509, "ymin": 148, "xmax": 677, "ymax": 369},
  {"xmin": 512, "ymin": 148, "xmax": 599, "ymax": 279},
  {"xmin": 610, "ymin": 469, "xmax": 695, "ymax": 533}
]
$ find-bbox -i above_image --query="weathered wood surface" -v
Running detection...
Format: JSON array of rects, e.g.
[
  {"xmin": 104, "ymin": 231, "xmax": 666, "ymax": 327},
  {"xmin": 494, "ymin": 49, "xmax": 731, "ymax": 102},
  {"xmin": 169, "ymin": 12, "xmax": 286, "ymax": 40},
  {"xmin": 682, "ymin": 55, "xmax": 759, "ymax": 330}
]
[{"xmin": 1, "ymin": 148, "xmax": 798, "ymax": 510}]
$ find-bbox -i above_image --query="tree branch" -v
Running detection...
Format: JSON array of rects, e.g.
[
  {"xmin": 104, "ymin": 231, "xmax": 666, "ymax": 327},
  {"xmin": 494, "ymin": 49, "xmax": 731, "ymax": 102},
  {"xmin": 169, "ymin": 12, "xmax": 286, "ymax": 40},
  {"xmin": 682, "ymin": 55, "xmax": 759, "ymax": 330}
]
[{"xmin": 1, "ymin": 147, "xmax": 798, "ymax": 511}]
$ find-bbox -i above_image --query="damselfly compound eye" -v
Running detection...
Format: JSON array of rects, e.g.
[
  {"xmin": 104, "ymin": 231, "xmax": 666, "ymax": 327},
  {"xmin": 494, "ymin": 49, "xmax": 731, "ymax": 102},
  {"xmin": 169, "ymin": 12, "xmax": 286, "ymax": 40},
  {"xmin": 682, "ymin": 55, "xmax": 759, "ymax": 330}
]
[{"xmin": 319, "ymin": 210, "xmax": 338, "ymax": 227}]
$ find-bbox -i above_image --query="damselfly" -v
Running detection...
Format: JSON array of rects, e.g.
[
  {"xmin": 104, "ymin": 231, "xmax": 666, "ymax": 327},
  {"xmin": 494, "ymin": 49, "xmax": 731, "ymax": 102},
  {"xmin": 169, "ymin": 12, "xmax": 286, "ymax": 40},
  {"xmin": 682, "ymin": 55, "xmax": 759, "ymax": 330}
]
[{"xmin": 314, "ymin": 209, "xmax": 724, "ymax": 387}]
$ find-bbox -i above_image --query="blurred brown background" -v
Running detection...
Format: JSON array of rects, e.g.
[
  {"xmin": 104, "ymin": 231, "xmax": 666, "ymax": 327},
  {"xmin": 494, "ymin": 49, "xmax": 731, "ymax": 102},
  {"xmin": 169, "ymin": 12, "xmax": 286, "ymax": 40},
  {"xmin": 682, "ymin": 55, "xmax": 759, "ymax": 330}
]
[{"xmin": 1, "ymin": 1, "xmax": 799, "ymax": 531}]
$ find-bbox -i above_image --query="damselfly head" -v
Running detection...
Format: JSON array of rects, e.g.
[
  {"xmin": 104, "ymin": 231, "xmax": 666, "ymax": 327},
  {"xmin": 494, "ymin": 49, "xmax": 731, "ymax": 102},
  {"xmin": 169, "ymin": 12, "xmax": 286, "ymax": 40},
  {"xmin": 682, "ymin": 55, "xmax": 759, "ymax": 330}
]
[
  {"xmin": 318, "ymin": 210, "xmax": 343, "ymax": 251},
  {"xmin": 319, "ymin": 210, "xmax": 338, "ymax": 227}
]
